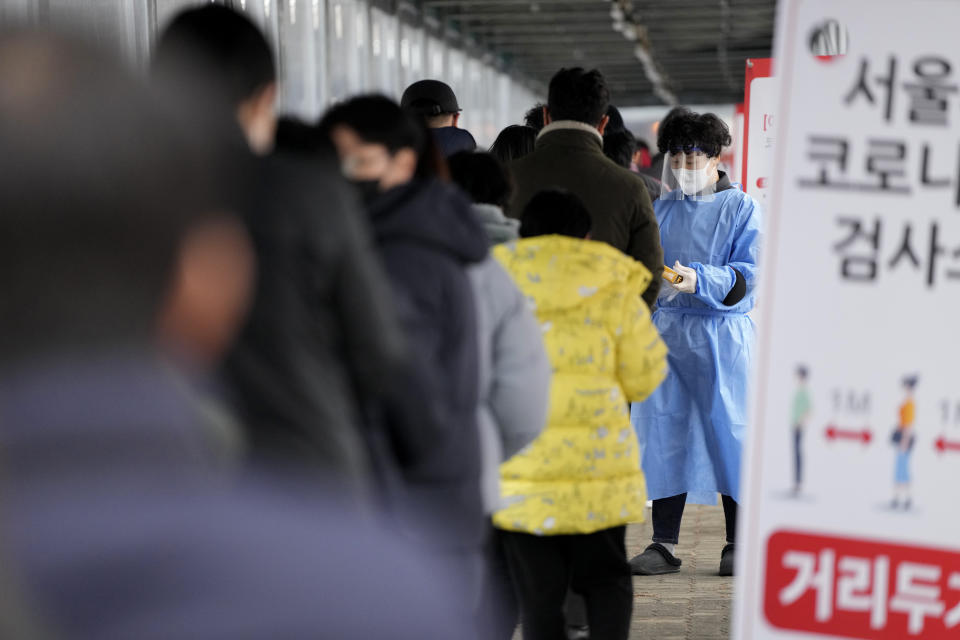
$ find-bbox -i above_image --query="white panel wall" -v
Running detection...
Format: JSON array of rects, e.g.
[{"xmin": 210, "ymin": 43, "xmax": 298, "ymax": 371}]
[
  {"xmin": 15, "ymin": 0, "xmax": 544, "ymax": 133},
  {"xmin": 277, "ymin": 0, "xmax": 327, "ymax": 118}
]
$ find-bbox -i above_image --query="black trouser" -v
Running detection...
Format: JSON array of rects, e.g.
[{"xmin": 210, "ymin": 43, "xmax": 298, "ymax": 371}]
[
  {"xmin": 479, "ymin": 526, "xmax": 519, "ymax": 639},
  {"xmin": 499, "ymin": 526, "xmax": 632, "ymax": 640},
  {"xmin": 651, "ymin": 493, "xmax": 738, "ymax": 545}
]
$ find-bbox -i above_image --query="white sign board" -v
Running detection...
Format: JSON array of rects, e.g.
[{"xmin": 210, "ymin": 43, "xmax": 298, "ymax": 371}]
[{"xmin": 735, "ymin": 2, "xmax": 960, "ymax": 640}]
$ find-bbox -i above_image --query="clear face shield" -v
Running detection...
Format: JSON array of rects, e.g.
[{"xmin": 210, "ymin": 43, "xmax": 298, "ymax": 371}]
[{"xmin": 660, "ymin": 148, "xmax": 720, "ymax": 202}]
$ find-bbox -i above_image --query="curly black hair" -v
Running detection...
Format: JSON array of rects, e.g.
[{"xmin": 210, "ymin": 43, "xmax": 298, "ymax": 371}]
[{"xmin": 656, "ymin": 108, "xmax": 732, "ymax": 158}]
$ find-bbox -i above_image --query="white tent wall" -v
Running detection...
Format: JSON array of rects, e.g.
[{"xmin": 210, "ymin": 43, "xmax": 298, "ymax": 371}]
[{"xmin": 5, "ymin": 0, "xmax": 543, "ymax": 144}]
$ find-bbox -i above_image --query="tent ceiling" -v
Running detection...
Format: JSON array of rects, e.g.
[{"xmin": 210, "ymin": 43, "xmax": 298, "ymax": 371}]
[{"xmin": 419, "ymin": 0, "xmax": 777, "ymax": 106}]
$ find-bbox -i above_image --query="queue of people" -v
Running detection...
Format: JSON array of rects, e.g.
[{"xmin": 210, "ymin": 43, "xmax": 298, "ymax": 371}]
[{"xmin": 0, "ymin": 4, "xmax": 760, "ymax": 639}]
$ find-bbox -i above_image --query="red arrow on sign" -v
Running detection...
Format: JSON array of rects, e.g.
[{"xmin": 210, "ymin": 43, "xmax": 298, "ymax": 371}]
[
  {"xmin": 825, "ymin": 425, "xmax": 872, "ymax": 444},
  {"xmin": 935, "ymin": 435, "xmax": 960, "ymax": 454}
]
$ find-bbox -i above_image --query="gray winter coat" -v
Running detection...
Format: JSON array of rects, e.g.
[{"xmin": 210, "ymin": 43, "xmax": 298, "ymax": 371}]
[
  {"xmin": 468, "ymin": 257, "xmax": 551, "ymax": 514},
  {"xmin": 472, "ymin": 203, "xmax": 519, "ymax": 246}
]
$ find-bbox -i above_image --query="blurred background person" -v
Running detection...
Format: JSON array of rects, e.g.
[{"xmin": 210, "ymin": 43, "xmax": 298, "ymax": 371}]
[
  {"xmin": 154, "ymin": 5, "xmax": 409, "ymax": 498},
  {"xmin": 603, "ymin": 127, "xmax": 662, "ymax": 200},
  {"xmin": 602, "ymin": 126, "xmax": 635, "ymax": 169},
  {"xmin": 630, "ymin": 108, "xmax": 761, "ymax": 579},
  {"xmin": 605, "ymin": 104, "xmax": 626, "ymax": 132},
  {"xmin": 0, "ymin": 30, "xmax": 466, "ymax": 638},
  {"xmin": 448, "ymin": 150, "xmax": 520, "ymax": 245},
  {"xmin": 633, "ymin": 138, "xmax": 654, "ymax": 173},
  {"xmin": 320, "ymin": 95, "xmax": 490, "ymax": 638},
  {"xmin": 492, "ymin": 189, "xmax": 667, "ymax": 640},
  {"xmin": 523, "ymin": 102, "xmax": 547, "ymax": 133},
  {"xmin": 489, "ymin": 124, "xmax": 537, "ymax": 165},
  {"xmin": 401, "ymin": 79, "xmax": 477, "ymax": 157}
]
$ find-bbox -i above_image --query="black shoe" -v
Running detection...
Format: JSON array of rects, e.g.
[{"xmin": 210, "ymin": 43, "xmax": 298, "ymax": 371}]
[
  {"xmin": 566, "ymin": 625, "xmax": 589, "ymax": 640},
  {"xmin": 719, "ymin": 543, "xmax": 735, "ymax": 577},
  {"xmin": 630, "ymin": 543, "xmax": 682, "ymax": 575}
]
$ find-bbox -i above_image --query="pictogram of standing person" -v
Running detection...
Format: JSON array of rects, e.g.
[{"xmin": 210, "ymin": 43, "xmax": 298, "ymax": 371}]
[
  {"xmin": 891, "ymin": 375, "xmax": 918, "ymax": 511},
  {"xmin": 791, "ymin": 366, "xmax": 812, "ymax": 496}
]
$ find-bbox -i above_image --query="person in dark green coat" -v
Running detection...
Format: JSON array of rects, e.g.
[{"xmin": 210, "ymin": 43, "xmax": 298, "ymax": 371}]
[{"xmin": 507, "ymin": 68, "xmax": 663, "ymax": 308}]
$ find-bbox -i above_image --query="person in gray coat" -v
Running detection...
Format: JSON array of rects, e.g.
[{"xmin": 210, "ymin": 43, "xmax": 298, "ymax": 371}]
[
  {"xmin": 451, "ymin": 150, "xmax": 552, "ymax": 637},
  {"xmin": 469, "ymin": 259, "xmax": 550, "ymax": 514}
]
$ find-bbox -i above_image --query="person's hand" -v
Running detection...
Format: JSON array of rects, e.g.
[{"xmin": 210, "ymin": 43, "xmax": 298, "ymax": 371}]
[{"xmin": 669, "ymin": 261, "xmax": 697, "ymax": 294}]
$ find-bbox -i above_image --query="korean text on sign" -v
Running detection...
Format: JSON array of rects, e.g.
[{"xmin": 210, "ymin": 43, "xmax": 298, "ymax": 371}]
[{"xmin": 765, "ymin": 530, "xmax": 960, "ymax": 639}]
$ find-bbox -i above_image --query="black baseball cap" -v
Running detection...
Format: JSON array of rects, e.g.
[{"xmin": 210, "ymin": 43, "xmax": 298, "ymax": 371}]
[{"xmin": 401, "ymin": 79, "xmax": 461, "ymax": 116}]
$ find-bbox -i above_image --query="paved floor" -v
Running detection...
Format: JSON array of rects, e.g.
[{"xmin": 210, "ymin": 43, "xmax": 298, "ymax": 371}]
[
  {"xmin": 627, "ymin": 504, "xmax": 733, "ymax": 639},
  {"xmin": 511, "ymin": 504, "xmax": 734, "ymax": 640}
]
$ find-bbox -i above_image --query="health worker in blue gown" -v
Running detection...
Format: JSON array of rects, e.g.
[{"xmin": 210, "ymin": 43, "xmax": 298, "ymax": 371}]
[{"xmin": 629, "ymin": 108, "xmax": 761, "ymax": 579}]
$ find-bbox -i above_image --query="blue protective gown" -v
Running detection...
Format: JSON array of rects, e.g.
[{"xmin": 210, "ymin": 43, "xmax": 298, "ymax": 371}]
[{"xmin": 631, "ymin": 179, "xmax": 762, "ymax": 504}]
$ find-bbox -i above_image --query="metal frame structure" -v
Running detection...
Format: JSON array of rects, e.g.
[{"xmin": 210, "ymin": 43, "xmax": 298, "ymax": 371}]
[{"xmin": 420, "ymin": 0, "xmax": 777, "ymax": 106}]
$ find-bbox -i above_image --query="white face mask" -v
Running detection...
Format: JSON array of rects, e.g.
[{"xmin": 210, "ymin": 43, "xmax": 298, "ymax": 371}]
[{"xmin": 671, "ymin": 166, "xmax": 710, "ymax": 196}]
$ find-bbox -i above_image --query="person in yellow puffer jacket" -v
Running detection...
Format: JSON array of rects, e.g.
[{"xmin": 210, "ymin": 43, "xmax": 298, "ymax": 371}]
[{"xmin": 493, "ymin": 189, "xmax": 668, "ymax": 640}]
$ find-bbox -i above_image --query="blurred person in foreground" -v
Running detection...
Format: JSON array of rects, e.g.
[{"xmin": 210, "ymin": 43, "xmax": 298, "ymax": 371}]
[
  {"xmin": 492, "ymin": 190, "xmax": 668, "ymax": 640},
  {"xmin": 320, "ymin": 95, "xmax": 491, "ymax": 636},
  {"xmin": 489, "ymin": 124, "xmax": 536, "ymax": 165},
  {"xmin": 448, "ymin": 150, "xmax": 521, "ymax": 244},
  {"xmin": 629, "ymin": 108, "xmax": 761, "ymax": 578},
  {"xmin": 401, "ymin": 79, "xmax": 477, "ymax": 157},
  {"xmin": 507, "ymin": 68, "xmax": 663, "ymax": 309},
  {"xmin": 0, "ymin": 31, "xmax": 464, "ymax": 639},
  {"xmin": 154, "ymin": 5, "xmax": 409, "ymax": 496}
]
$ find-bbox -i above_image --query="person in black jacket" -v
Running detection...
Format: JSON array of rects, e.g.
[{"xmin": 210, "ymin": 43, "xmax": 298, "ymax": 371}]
[
  {"xmin": 153, "ymin": 6, "xmax": 407, "ymax": 497},
  {"xmin": 321, "ymin": 95, "xmax": 489, "ymax": 636}
]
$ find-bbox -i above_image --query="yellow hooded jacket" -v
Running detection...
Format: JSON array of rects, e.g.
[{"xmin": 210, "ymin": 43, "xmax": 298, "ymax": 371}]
[{"xmin": 492, "ymin": 235, "xmax": 668, "ymax": 535}]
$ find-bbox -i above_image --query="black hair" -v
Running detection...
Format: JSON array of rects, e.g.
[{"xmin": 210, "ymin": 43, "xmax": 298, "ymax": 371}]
[
  {"xmin": 0, "ymin": 33, "xmax": 216, "ymax": 361},
  {"xmin": 903, "ymin": 375, "xmax": 919, "ymax": 389},
  {"xmin": 636, "ymin": 138, "xmax": 650, "ymax": 152},
  {"xmin": 319, "ymin": 94, "xmax": 446, "ymax": 181},
  {"xmin": 447, "ymin": 151, "xmax": 512, "ymax": 209},
  {"xmin": 605, "ymin": 104, "xmax": 625, "ymax": 133},
  {"xmin": 274, "ymin": 116, "xmax": 332, "ymax": 157},
  {"xmin": 520, "ymin": 189, "xmax": 592, "ymax": 239},
  {"xmin": 656, "ymin": 107, "xmax": 732, "ymax": 159},
  {"xmin": 796, "ymin": 365, "xmax": 809, "ymax": 379},
  {"xmin": 152, "ymin": 4, "xmax": 275, "ymax": 108},
  {"xmin": 603, "ymin": 129, "xmax": 637, "ymax": 169},
  {"xmin": 523, "ymin": 103, "xmax": 547, "ymax": 132},
  {"xmin": 547, "ymin": 68, "xmax": 610, "ymax": 126},
  {"xmin": 489, "ymin": 125, "xmax": 537, "ymax": 164}
]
